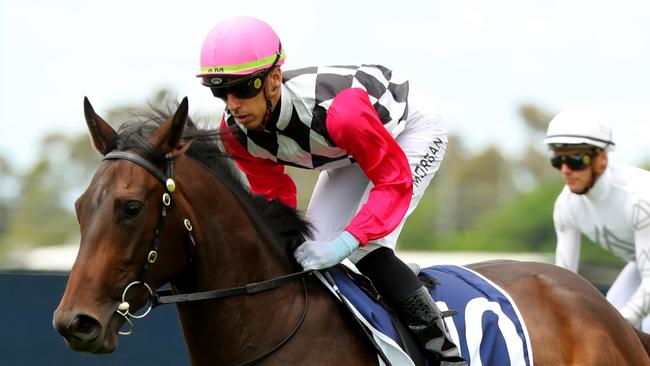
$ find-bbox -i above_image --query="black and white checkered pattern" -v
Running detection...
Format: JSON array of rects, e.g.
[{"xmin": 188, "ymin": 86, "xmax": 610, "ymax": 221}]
[{"xmin": 226, "ymin": 64, "xmax": 409, "ymax": 170}]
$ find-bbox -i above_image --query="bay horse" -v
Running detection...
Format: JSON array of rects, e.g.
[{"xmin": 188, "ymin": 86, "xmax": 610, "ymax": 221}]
[{"xmin": 53, "ymin": 97, "xmax": 650, "ymax": 365}]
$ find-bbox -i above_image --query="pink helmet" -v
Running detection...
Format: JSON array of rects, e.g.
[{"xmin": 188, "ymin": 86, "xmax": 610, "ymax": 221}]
[{"xmin": 197, "ymin": 16, "xmax": 285, "ymax": 80}]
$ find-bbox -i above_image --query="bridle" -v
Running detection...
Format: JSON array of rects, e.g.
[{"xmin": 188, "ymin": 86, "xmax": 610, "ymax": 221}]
[{"xmin": 101, "ymin": 149, "xmax": 313, "ymax": 365}]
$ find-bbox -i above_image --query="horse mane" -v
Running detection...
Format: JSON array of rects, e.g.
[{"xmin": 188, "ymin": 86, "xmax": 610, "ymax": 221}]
[{"xmin": 112, "ymin": 102, "xmax": 312, "ymax": 253}]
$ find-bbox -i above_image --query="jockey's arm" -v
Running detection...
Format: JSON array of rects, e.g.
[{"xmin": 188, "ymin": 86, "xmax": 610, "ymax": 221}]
[
  {"xmin": 553, "ymin": 201, "xmax": 581, "ymax": 272},
  {"xmin": 618, "ymin": 218, "xmax": 650, "ymax": 327},
  {"xmin": 325, "ymin": 88, "xmax": 412, "ymax": 245}
]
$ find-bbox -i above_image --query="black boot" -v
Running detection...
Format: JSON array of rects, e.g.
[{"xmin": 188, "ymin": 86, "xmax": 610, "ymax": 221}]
[{"xmin": 399, "ymin": 286, "xmax": 466, "ymax": 366}]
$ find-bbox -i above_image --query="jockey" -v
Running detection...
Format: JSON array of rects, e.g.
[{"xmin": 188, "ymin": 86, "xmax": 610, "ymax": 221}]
[
  {"xmin": 198, "ymin": 16, "xmax": 465, "ymax": 364},
  {"xmin": 545, "ymin": 107, "xmax": 650, "ymax": 331}
]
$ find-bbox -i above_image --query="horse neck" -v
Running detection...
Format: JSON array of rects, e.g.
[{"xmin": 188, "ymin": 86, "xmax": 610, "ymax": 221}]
[
  {"xmin": 174, "ymin": 159, "xmax": 294, "ymax": 290},
  {"xmin": 170, "ymin": 158, "xmax": 311, "ymax": 364}
]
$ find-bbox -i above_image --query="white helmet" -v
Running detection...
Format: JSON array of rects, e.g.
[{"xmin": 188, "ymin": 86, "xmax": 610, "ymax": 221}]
[{"xmin": 544, "ymin": 107, "xmax": 615, "ymax": 151}]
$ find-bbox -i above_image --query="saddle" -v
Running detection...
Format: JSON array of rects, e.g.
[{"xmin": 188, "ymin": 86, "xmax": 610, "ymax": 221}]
[
  {"xmin": 327, "ymin": 265, "xmax": 439, "ymax": 366},
  {"xmin": 320, "ymin": 264, "xmax": 534, "ymax": 366}
]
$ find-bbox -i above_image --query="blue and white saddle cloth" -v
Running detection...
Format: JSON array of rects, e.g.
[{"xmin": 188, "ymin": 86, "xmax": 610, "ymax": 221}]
[{"xmin": 318, "ymin": 264, "xmax": 534, "ymax": 366}]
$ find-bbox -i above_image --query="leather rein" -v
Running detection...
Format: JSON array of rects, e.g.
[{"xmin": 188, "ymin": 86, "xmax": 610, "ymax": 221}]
[{"xmin": 102, "ymin": 150, "xmax": 313, "ymax": 365}]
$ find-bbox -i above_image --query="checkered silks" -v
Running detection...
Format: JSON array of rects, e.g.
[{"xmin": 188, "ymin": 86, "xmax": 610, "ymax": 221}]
[{"xmin": 225, "ymin": 64, "xmax": 409, "ymax": 170}]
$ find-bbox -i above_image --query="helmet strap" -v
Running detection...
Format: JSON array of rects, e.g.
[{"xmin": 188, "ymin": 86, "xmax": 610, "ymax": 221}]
[
  {"xmin": 261, "ymin": 88, "xmax": 273, "ymax": 129},
  {"xmin": 574, "ymin": 148, "xmax": 604, "ymax": 195},
  {"xmin": 264, "ymin": 98, "xmax": 273, "ymax": 123},
  {"xmin": 260, "ymin": 68, "xmax": 281, "ymax": 130},
  {"xmin": 576, "ymin": 167, "xmax": 602, "ymax": 195}
]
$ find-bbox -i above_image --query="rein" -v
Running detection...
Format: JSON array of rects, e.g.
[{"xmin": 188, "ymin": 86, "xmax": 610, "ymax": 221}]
[
  {"xmin": 153, "ymin": 269, "xmax": 313, "ymax": 305},
  {"xmin": 102, "ymin": 150, "xmax": 313, "ymax": 365}
]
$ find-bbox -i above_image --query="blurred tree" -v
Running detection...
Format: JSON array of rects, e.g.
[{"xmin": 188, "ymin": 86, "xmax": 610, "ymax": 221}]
[
  {"xmin": 0, "ymin": 88, "xmax": 199, "ymax": 263},
  {"xmin": 438, "ymin": 178, "xmax": 562, "ymax": 251},
  {"xmin": 401, "ymin": 103, "xmax": 557, "ymax": 251},
  {"xmin": 0, "ymin": 156, "xmax": 16, "ymax": 236},
  {"xmin": 1, "ymin": 132, "xmax": 98, "ymax": 254},
  {"xmin": 401, "ymin": 135, "xmax": 516, "ymax": 249},
  {"xmin": 2, "ymin": 161, "xmax": 77, "ymax": 253},
  {"xmin": 434, "ymin": 138, "xmax": 515, "ymax": 232},
  {"xmin": 398, "ymin": 181, "xmax": 440, "ymax": 250},
  {"xmin": 513, "ymin": 103, "xmax": 557, "ymax": 189},
  {"xmin": 518, "ymin": 103, "xmax": 554, "ymax": 133}
]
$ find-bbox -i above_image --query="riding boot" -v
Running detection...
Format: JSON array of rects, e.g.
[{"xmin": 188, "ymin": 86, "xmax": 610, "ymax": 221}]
[{"xmin": 399, "ymin": 286, "xmax": 466, "ymax": 366}]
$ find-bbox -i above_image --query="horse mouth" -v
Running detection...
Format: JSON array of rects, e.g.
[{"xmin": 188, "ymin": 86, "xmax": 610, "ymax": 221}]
[
  {"xmin": 56, "ymin": 312, "xmax": 124, "ymax": 354},
  {"xmin": 64, "ymin": 336, "xmax": 116, "ymax": 354}
]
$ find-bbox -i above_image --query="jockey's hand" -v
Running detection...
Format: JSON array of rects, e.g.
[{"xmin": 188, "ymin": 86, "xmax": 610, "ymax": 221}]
[{"xmin": 293, "ymin": 231, "xmax": 359, "ymax": 270}]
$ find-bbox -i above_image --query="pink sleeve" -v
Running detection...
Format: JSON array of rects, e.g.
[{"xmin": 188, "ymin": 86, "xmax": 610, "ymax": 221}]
[
  {"xmin": 326, "ymin": 88, "xmax": 413, "ymax": 245},
  {"xmin": 220, "ymin": 118, "xmax": 297, "ymax": 208}
]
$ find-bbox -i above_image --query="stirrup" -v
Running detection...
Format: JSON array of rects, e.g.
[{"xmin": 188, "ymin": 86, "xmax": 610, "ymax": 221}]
[{"xmin": 441, "ymin": 309, "xmax": 458, "ymax": 318}]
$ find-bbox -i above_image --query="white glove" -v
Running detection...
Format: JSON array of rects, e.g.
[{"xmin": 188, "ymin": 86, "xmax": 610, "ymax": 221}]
[{"xmin": 293, "ymin": 231, "xmax": 359, "ymax": 270}]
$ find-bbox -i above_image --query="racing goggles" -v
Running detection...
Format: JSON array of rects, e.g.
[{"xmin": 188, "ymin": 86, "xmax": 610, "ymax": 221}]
[
  {"xmin": 550, "ymin": 151, "xmax": 594, "ymax": 170},
  {"xmin": 203, "ymin": 72, "xmax": 268, "ymax": 100}
]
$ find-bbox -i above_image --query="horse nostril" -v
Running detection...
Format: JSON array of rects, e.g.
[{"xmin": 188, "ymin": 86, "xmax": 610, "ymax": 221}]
[{"xmin": 69, "ymin": 314, "xmax": 102, "ymax": 341}]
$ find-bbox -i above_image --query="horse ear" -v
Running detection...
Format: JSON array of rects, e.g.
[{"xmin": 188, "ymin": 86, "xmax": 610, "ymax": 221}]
[
  {"xmin": 150, "ymin": 97, "xmax": 189, "ymax": 154},
  {"xmin": 84, "ymin": 97, "xmax": 117, "ymax": 155}
]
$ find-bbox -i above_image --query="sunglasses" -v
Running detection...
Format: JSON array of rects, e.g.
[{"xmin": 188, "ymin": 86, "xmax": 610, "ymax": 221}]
[
  {"xmin": 206, "ymin": 73, "xmax": 267, "ymax": 100},
  {"xmin": 550, "ymin": 152, "xmax": 593, "ymax": 170}
]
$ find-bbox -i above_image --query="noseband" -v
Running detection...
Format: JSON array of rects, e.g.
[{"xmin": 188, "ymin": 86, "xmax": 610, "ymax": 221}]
[{"xmin": 101, "ymin": 149, "xmax": 312, "ymax": 365}]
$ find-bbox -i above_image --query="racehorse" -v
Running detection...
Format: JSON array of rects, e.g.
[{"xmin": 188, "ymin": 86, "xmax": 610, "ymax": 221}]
[{"xmin": 53, "ymin": 97, "xmax": 650, "ymax": 365}]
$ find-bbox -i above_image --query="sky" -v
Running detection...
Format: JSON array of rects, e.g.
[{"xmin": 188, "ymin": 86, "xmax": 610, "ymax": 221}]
[{"xmin": 1, "ymin": 0, "xmax": 650, "ymax": 172}]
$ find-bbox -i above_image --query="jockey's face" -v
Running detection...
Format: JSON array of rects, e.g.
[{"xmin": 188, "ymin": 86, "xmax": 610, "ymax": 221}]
[
  {"xmin": 225, "ymin": 68, "xmax": 282, "ymax": 131},
  {"xmin": 225, "ymin": 89, "xmax": 267, "ymax": 130},
  {"xmin": 552, "ymin": 148, "xmax": 608, "ymax": 194}
]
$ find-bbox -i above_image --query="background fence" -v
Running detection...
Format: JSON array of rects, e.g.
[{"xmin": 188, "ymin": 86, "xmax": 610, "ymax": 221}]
[{"xmin": 0, "ymin": 271, "xmax": 189, "ymax": 366}]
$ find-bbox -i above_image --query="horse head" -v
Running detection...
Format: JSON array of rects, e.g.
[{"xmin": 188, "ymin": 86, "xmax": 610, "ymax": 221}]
[
  {"xmin": 53, "ymin": 97, "xmax": 311, "ymax": 359},
  {"xmin": 52, "ymin": 97, "xmax": 196, "ymax": 353}
]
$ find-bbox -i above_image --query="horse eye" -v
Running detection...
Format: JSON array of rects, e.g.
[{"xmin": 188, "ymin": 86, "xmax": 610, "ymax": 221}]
[{"xmin": 121, "ymin": 200, "xmax": 143, "ymax": 219}]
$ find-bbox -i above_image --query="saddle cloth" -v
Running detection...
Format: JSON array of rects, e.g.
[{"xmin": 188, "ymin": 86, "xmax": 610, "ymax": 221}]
[{"xmin": 318, "ymin": 264, "xmax": 533, "ymax": 366}]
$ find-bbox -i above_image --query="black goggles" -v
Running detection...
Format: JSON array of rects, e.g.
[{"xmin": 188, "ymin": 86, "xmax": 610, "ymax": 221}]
[
  {"xmin": 550, "ymin": 152, "xmax": 594, "ymax": 170},
  {"xmin": 204, "ymin": 72, "xmax": 268, "ymax": 100}
]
